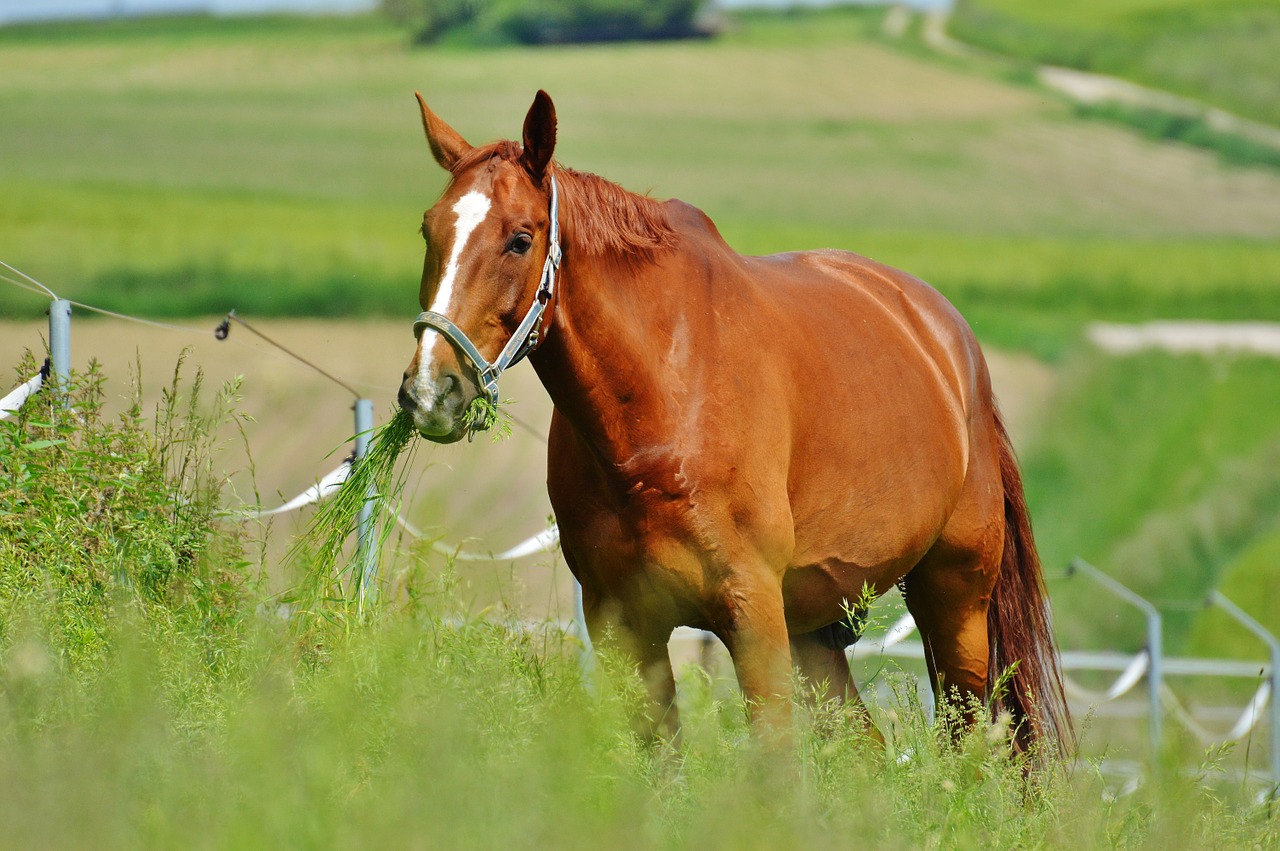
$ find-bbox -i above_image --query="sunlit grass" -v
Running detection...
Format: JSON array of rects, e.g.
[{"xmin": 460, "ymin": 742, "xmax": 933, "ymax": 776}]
[
  {"xmin": 3, "ymin": 305, "xmax": 1280, "ymax": 849},
  {"xmin": 1026, "ymin": 350, "xmax": 1280, "ymax": 653}
]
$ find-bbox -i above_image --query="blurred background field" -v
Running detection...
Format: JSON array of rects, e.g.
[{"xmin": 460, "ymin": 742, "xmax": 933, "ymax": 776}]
[
  {"xmin": 3, "ymin": 2, "xmax": 1280, "ymax": 840},
  {"xmin": 951, "ymin": 0, "xmax": 1280, "ymax": 126}
]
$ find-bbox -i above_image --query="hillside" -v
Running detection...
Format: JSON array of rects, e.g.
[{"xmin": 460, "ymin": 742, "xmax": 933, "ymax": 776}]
[
  {"xmin": 1, "ymin": 9, "xmax": 1279, "ymax": 354},
  {"xmin": 950, "ymin": 0, "xmax": 1280, "ymax": 127}
]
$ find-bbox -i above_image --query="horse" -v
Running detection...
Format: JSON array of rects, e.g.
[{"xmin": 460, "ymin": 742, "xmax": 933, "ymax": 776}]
[{"xmin": 397, "ymin": 90, "xmax": 1070, "ymax": 753}]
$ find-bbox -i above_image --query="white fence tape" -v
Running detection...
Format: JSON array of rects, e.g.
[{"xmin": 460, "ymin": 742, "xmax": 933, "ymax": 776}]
[
  {"xmin": 1063, "ymin": 651, "xmax": 1150, "ymax": 704},
  {"xmin": 392, "ymin": 509, "xmax": 561, "ymax": 561},
  {"xmin": 237, "ymin": 453, "xmax": 560, "ymax": 561},
  {"xmin": 0, "ymin": 369, "xmax": 44, "ymax": 420},
  {"xmin": 1163, "ymin": 681, "xmax": 1272, "ymax": 747},
  {"xmin": 850, "ymin": 613, "xmax": 919, "ymax": 658},
  {"xmin": 254, "ymin": 458, "xmax": 351, "ymax": 517}
]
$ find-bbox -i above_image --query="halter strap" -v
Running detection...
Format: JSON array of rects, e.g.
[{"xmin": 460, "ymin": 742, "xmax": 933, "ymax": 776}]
[{"xmin": 412, "ymin": 174, "xmax": 561, "ymax": 408}]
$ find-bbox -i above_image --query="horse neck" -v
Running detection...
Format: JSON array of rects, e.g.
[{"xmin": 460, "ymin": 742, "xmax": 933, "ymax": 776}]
[{"xmin": 531, "ymin": 250, "xmax": 688, "ymax": 454}]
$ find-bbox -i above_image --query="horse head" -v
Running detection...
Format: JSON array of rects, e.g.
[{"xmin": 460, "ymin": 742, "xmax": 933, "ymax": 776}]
[{"xmin": 399, "ymin": 90, "xmax": 559, "ymax": 442}]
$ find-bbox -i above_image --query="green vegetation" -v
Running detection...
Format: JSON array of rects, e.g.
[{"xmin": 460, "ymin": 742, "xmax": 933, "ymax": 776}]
[
  {"xmin": 0, "ymin": 353, "xmax": 257, "ymax": 726},
  {"xmin": 2, "ymin": 8, "xmax": 1279, "ymax": 354},
  {"xmin": 951, "ymin": 0, "xmax": 1280, "ymax": 127},
  {"xmin": 3, "ymin": 362, "xmax": 1278, "ymax": 846},
  {"xmin": 1188, "ymin": 528, "xmax": 1280, "ymax": 659},
  {"xmin": 302, "ymin": 406, "xmax": 416, "ymax": 610},
  {"xmin": 1074, "ymin": 101, "xmax": 1280, "ymax": 171},
  {"xmin": 382, "ymin": 0, "xmax": 707, "ymax": 45},
  {"xmin": 1024, "ymin": 350, "xmax": 1280, "ymax": 652}
]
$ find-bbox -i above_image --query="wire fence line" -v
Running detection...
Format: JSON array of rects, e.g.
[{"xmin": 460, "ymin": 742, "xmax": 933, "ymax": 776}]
[
  {"xmin": 0, "ymin": 263, "xmax": 557, "ymax": 560},
  {"xmin": 4, "ymin": 263, "xmax": 1279, "ymax": 786}
]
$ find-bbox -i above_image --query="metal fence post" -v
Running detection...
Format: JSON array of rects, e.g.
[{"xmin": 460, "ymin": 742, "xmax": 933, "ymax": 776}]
[
  {"xmin": 1068, "ymin": 558, "xmax": 1163, "ymax": 758},
  {"xmin": 353, "ymin": 398, "xmax": 377, "ymax": 608},
  {"xmin": 48, "ymin": 299, "xmax": 71, "ymax": 396},
  {"xmin": 1209, "ymin": 591, "xmax": 1280, "ymax": 786}
]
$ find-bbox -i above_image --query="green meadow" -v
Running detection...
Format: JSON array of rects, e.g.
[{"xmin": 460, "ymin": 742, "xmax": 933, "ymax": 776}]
[
  {"xmin": 3, "ymin": 9, "xmax": 1280, "ymax": 839},
  {"xmin": 2, "ymin": 8, "xmax": 1280, "ymax": 352},
  {"xmin": 951, "ymin": 0, "xmax": 1280, "ymax": 127}
]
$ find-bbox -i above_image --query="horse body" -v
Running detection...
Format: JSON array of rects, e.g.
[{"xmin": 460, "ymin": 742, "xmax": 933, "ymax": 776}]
[
  {"xmin": 536, "ymin": 199, "xmax": 1001, "ymax": 725},
  {"xmin": 399, "ymin": 91, "xmax": 1068, "ymax": 750}
]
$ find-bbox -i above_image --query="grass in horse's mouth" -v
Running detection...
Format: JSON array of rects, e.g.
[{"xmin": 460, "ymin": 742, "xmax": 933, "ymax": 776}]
[
  {"xmin": 299, "ymin": 398, "xmax": 512, "ymax": 604},
  {"xmin": 462, "ymin": 395, "xmax": 513, "ymax": 442},
  {"xmin": 302, "ymin": 407, "xmax": 417, "ymax": 600}
]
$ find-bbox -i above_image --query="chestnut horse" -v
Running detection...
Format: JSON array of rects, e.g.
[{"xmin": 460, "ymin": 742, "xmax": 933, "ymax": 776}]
[{"xmin": 398, "ymin": 91, "xmax": 1069, "ymax": 751}]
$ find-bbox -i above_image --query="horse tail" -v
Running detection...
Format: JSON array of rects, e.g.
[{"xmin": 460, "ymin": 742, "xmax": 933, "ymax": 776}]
[{"xmin": 987, "ymin": 407, "xmax": 1072, "ymax": 756}]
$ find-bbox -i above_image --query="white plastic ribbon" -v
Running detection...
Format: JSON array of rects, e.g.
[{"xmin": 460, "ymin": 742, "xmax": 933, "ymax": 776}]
[
  {"xmin": 254, "ymin": 459, "xmax": 352, "ymax": 517},
  {"xmin": 1063, "ymin": 651, "xmax": 1150, "ymax": 703},
  {"xmin": 391, "ymin": 510, "xmax": 561, "ymax": 561},
  {"xmin": 0, "ymin": 370, "xmax": 44, "ymax": 420},
  {"xmin": 851, "ymin": 612, "xmax": 918, "ymax": 658},
  {"xmin": 1162, "ymin": 681, "xmax": 1272, "ymax": 746}
]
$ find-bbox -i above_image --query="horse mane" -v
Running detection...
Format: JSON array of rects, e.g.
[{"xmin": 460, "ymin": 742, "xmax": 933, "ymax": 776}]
[{"xmin": 451, "ymin": 141, "xmax": 678, "ymax": 264}]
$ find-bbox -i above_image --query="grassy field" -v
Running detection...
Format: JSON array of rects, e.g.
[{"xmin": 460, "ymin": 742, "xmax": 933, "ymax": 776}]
[
  {"xmin": 3, "ymin": 375, "xmax": 1278, "ymax": 847},
  {"xmin": 2, "ymin": 9, "xmax": 1280, "ymax": 356},
  {"xmin": 4, "ymin": 8, "xmax": 1280, "ymax": 830},
  {"xmin": 950, "ymin": 0, "xmax": 1280, "ymax": 127}
]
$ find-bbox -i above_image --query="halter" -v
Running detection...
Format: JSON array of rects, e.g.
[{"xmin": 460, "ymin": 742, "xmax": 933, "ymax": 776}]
[{"xmin": 412, "ymin": 174, "xmax": 561, "ymax": 408}]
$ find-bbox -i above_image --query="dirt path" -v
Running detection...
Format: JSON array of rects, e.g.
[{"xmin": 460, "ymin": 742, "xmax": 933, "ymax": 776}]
[
  {"xmin": 1088, "ymin": 321, "xmax": 1280, "ymax": 357},
  {"xmin": 2, "ymin": 317, "xmax": 1051, "ymax": 618}
]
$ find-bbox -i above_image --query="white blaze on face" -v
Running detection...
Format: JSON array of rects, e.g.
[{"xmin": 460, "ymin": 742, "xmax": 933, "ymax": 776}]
[{"xmin": 413, "ymin": 190, "xmax": 492, "ymax": 406}]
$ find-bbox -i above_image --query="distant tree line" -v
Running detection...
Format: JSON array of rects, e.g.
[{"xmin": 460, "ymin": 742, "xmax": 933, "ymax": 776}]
[{"xmin": 382, "ymin": 0, "xmax": 714, "ymax": 45}]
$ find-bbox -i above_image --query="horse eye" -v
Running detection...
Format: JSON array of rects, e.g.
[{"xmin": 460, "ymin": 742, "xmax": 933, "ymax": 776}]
[{"xmin": 508, "ymin": 233, "xmax": 533, "ymax": 255}]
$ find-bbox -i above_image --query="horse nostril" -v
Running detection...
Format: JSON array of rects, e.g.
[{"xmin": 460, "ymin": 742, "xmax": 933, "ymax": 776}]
[
  {"xmin": 442, "ymin": 373, "xmax": 461, "ymax": 399},
  {"xmin": 398, "ymin": 383, "xmax": 417, "ymax": 412}
]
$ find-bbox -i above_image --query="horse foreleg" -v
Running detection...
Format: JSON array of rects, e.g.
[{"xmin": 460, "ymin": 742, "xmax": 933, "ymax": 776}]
[
  {"xmin": 582, "ymin": 591, "xmax": 680, "ymax": 743},
  {"xmin": 633, "ymin": 635, "xmax": 680, "ymax": 743},
  {"xmin": 717, "ymin": 578, "xmax": 794, "ymax": 737}
]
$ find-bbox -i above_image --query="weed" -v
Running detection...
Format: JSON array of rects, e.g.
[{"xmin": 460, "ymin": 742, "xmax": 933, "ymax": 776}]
[{"xmin": 293, "ymin": 408, "xmax": 417, "ymax": 623}]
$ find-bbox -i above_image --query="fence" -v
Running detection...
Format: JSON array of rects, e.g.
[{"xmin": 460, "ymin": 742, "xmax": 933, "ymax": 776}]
[
  {"xmin": 0, "ymin": 262, "xmax": 566, "ymax": 573},
  {"xmin": 4, "ymin": 261, "xmax": 1278, "ymax": 789}
]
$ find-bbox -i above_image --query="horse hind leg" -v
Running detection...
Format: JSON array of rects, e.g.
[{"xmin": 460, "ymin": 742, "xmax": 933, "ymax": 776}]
[{"xmin": 900, "ymin": 498, "xmax": 1003, "ymax": 738}]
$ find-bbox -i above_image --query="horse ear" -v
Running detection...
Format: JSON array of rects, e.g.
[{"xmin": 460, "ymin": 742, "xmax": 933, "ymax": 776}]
[
  {"xmin": 415, "ymin": 91, "xmax": 471, "ymax": 171},
  {"xmin": 520, "ymin": 90, "xmax": 557, "ymax": 183}
]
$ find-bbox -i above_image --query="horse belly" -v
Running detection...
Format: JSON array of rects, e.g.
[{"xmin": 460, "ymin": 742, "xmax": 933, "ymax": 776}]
[{"xmin": 781, "ymin": 330, "xmax": 971, "ymax": 628}]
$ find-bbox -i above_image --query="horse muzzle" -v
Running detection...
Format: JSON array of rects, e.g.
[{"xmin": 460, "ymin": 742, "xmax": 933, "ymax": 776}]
[{"xmin": 398, "ymin": 369, "xmax": 472, "ymax": 443}]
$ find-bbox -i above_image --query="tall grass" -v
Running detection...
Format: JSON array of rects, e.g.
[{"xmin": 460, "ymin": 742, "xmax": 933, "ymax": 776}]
[
  {"xmin": 0, "ymin": 351, "xmax": 259, "ymax": 729},
  {"xmin": 3, "ymin": 357, "xmax": 1279, "ymax": 847},
  {"xmin": 294, "ymin": 407, "xmax": 417, "ymax": 623}
]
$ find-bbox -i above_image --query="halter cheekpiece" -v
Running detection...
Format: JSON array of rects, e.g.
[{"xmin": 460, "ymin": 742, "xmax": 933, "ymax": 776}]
[{"xmin": 412, "ymin": 174, "xmax": 561, "ymax": 408}]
